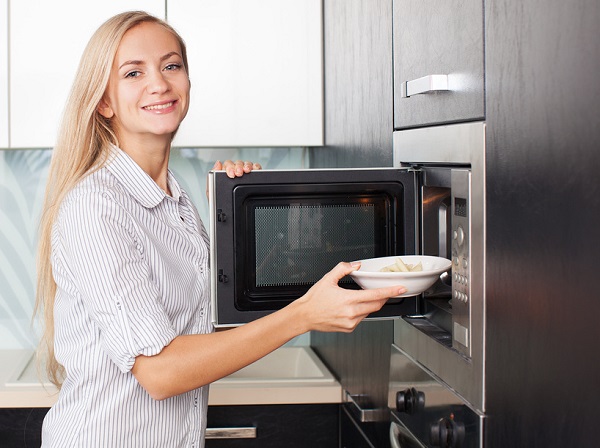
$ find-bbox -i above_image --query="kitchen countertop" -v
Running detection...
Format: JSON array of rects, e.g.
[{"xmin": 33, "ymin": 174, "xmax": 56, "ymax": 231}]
[{"xmin": 0, "ymin": 347, "xmax": 342, "ymax": 408}]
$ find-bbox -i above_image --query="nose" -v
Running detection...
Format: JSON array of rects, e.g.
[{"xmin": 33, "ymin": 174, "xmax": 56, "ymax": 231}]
[{"xmin": 146, "ymin": 69, "xmax": 170, "ymax": 94}]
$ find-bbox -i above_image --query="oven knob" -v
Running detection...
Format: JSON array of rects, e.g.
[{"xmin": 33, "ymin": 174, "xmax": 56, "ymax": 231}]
[
  {"xmin": 430, "ymin": 417, "xmax": 466, "ymax": 448},
  {"xmin": 396, "ymin": 388, "xmax": 425, "ymax": 415}
]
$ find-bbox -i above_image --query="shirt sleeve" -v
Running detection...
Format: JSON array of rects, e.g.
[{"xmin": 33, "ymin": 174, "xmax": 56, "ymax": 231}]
[{"xmin": 55, "ymin": 189, "xmax": 177, "ymax": 373}]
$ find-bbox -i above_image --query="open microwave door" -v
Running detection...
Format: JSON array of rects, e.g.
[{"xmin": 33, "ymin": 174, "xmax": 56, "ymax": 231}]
[{"xmin": 208, "ymin": 168, "xmax": 418, "ymax": 327}]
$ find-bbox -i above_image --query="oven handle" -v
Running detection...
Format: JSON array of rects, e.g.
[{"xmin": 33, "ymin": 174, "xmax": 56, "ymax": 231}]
[
  {"xmin": 390, "ymin": 422, "xmax": 426, "ymax": 448},
  {"xmin": 345, "ymin": 391, "xmax": 389, "ymax": 423}
]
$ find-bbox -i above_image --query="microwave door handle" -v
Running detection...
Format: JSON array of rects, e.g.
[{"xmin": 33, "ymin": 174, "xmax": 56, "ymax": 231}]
[{"xmin": 439, "ymin": 202, "xmax": 448, "ymax": 257}]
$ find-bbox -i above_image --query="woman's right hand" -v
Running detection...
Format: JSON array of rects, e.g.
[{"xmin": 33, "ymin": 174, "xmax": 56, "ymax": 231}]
[{"xmin": 291, "ymin": 262, "xmax": 407, "ymax": 333}]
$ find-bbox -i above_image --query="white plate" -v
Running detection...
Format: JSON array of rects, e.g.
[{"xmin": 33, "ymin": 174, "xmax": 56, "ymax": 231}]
[{"xmin": 349, "ymin": 255, "xmax": 452, "ymax": 298}]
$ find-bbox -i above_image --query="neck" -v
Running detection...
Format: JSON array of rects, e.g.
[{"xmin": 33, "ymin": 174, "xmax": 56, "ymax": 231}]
[{"xmin": 118, "ymin": 135, "xmax": 172, "ymax": 194}]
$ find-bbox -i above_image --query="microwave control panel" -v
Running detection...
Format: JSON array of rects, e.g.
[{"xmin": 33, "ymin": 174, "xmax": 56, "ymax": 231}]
[{"xmin": 451, "ymin": 170, "xmax": 472, "ymax": 357}]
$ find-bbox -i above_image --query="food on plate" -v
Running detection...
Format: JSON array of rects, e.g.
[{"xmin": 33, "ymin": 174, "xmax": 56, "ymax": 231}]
[{"xmin": 378, "ymin": 257, "xmax": 423, "ymax": 273}]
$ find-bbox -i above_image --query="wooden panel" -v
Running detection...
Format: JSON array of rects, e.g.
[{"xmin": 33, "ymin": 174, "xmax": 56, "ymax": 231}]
[
  {"xmin": 393, "ymin": 0, "xmax": 484, "ymax": 129},
  {"xmin": 484, "ymin": 0, "xmax": 600, "ymax": 446},
  {"xmin": 310, "ymin": 0, "xmax": 394, "ymax": 168}
]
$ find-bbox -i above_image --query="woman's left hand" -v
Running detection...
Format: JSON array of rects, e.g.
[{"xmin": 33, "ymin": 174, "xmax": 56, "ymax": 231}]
[
  {"xmin": 207, "ymin": 160, "xmax": 262, "ymax": 198},
  {"xmin": 214, "ymin": 159, "xmax": 262, "ymax": 178}
]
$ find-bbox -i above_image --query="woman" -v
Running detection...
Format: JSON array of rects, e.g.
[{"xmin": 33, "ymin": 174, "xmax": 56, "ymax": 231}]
[{"xmin": 35, "ymin": 11, "xmax": 406, "ymax": 447}]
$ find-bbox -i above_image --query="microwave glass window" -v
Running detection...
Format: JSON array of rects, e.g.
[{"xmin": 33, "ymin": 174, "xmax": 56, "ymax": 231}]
[{"xmin": 253, "ymin": 203, "xmax": 378, "ymax": 287}]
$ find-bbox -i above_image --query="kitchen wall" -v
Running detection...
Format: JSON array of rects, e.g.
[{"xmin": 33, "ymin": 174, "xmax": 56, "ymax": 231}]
[{"xmin": 0, "ymin": 147, "xmax": 308, "ymax": 350}]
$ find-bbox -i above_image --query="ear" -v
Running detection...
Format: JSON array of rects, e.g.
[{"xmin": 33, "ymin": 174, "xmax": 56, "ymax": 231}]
[{"xmin": 97, "ymin": 97, "xmax": 114, "ymax": 119}]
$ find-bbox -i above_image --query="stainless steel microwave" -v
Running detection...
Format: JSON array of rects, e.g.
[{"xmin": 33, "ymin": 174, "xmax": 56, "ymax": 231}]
[
  {"xmin": 208, "ymin": 168, "xmax": 418, "ymax": 326},
  {"xmin": 207, "ymin": 161, "xmax": 471, "ymax": 328}
]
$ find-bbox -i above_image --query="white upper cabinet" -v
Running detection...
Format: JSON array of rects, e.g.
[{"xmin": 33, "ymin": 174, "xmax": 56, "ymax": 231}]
[
  {"xmin": 0, "ymin": 0, "xmax": 8, "ymax": 148},
  {"xmin": 8, "ymin": 1, "xmax": 165, "ymax": 149},
  {"xmin": 168, "ymin": 0, "xmax": 323, "ymax": 147}
]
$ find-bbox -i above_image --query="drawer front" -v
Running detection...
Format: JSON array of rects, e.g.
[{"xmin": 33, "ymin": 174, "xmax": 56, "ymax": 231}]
[
  {"xmin": 206, "ymin": 404, "xmax": 338, "ymax": 448},
  {"xmin": 393, "ymin": 0, "xmax": 484, "ymax": 129}
]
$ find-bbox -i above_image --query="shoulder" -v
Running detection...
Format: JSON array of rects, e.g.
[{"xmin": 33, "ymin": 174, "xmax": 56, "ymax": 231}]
[{"xmin": 58, "ymin": 169, "xmax": 133, "ymax": 233}]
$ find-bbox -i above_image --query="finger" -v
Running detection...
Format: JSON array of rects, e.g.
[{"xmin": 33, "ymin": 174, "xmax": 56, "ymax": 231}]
[
  {"xmin": 221, "ymin": 159, "xmax": 236, "ymax": 178},
  {"xmin": 253, "ymin": 162, "xmax": 262, "ymax": 170},
  {"xmin": 356, "ymin": 285, "xmax": 407, "ymax": 302},
  {"xmin": 243, "ymin": 161, "xmax": 254, "ymax": 173},
  {"xmin": 212, "ymin": 160, "xmax": 222, "ymax": 170},
  {"xmin": 231, "ymin": 160, "xmax": 245, "ymax": 177},
  {"xmin": 322, "ymin": 261, "xmax": 361, "ymax": 284}
]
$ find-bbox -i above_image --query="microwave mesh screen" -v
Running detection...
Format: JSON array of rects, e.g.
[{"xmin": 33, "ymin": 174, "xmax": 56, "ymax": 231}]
[{"xmin": 254, "ymin": 204, "xmax": 377, "ymax": 287}]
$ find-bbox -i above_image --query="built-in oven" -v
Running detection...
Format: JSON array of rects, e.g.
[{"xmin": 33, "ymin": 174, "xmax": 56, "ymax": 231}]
[{"xmin": 388, "ymin": 344, "xmax": 484, "ymax": 448}]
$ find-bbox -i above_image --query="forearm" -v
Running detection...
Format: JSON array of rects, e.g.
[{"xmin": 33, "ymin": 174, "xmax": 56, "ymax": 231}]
[
  {"xmin": 132, "ymin": 261, "xmax": 404, "ymax": 400},
  {"xmin": 132, "ymin": 298, "xmax": 308, "ymax": 400}
]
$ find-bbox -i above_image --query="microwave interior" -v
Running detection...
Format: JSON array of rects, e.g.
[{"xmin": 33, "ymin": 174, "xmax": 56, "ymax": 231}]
[{"xmin": 209, "ymin": 168, "xmax": 419, "ymax": 326}]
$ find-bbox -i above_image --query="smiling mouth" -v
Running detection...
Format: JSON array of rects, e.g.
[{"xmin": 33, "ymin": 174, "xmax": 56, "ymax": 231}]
[{"xmin": 143, "ymin": 101, "xmax": 175, "ymax": 111}]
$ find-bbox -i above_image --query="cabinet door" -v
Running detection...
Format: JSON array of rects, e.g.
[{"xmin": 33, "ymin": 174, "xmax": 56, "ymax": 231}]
[
  {"xmin": 167, "ymin": 0, "xmax": 323, "ymax": 147},
  {"xmin": 8, "ymin": 1, "xmax": 165, "ymax": 149},
  {"xmin": 393, "ymin": 0, "xmax": 484, "ymax": 129},
  {"xmin": 206, "ymin": 404, "xmax": 338, "ymax": 447},
  {"xmin": 0, "ymin": 0, "xmax": 8, "ymax": 148}
]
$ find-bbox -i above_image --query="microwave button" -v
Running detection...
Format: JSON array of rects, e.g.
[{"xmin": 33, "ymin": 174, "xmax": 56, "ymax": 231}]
[{"xmin": 456, "ymin": 226, "xmax": 465, "ymax": 246}]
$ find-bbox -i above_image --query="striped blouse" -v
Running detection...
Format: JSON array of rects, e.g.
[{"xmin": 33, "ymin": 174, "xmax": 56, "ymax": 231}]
[{"xmin": 42, "ymin": 146, "xmax": 212, "ymax": 447}]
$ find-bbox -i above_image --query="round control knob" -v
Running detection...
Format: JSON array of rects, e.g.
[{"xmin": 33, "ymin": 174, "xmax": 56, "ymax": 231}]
[
  {"xmin": 396, "ymin": 387, "xmax": 425, "ymax": 415},
  {"xmin": 430, "ymin": 417, "xmax": 466, "ymax": 448}
]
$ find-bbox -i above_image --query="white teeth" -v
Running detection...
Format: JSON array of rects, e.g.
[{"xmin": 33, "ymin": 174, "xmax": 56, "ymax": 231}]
[{"xmin": 144, "ymin": 101, "xmax": 174, "ymax": 110}]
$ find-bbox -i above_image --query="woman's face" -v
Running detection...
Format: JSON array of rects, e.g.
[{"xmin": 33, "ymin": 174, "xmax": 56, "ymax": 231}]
[{"xmin": 98, "ymin": 21, "xmax": 190, "ymax": 149}]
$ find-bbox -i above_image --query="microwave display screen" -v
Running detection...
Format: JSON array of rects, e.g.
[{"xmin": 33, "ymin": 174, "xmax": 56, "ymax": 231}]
[
  {"xmin": 254, "ymin": 202, "xmax": 378, "ymax": 288},
  {"xmin": 455, "ymin": 197, "xmax": 468, "ymax": 217}
]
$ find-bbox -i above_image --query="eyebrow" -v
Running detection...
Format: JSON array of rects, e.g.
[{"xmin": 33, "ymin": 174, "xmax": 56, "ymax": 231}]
[{"xmin": 118, "ymin": 52, "xmax": 182, "ymax": 70}]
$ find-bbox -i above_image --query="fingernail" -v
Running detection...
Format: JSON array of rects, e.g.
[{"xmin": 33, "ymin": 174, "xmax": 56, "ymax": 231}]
[
  {"xmin": 398, "ymin": 287, "xmax": 407, "ymax": 294},
  {"xmin": 350, "ymin": 261, "xmax": 360, "ymax": 267}
]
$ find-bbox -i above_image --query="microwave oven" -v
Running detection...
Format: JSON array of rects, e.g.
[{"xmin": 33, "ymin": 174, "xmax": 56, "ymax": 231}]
[{"xmin": 207, "ymin": 142, "xmax": 473, "ymax": 330}]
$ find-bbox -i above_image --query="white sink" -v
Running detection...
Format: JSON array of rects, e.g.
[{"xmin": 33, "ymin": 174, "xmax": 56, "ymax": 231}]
[
  {"xmin": 6, "ymin": 346, "xmax": 334, "ymax": 387},
  {"xmin": 217, "ymin": 346, "xmax": 335, "ymax": 383}
]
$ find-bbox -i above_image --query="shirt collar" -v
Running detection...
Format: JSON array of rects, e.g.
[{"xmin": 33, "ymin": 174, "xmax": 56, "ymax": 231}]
[{"xmin": 105, "ymin": 145, "xmax": 182, "ymax": 208}]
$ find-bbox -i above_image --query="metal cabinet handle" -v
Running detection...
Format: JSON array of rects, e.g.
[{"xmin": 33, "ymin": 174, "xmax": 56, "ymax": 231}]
[
  {"xmin": 345, "ymin": 392, "xmax": 389, "ymax": 423},
  {"xmin": 401, "ymin": 74, "xmax": 449, "ymax": 98},
  {"xmin": 205, "ymin": 427, "xmax": 257, "ymax": 439}
]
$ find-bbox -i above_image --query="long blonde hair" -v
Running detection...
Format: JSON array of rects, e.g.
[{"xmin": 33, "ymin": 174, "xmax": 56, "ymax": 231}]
[{"xmin": 34, "ymin": 11, "xmax": 188, "ymax": 387}]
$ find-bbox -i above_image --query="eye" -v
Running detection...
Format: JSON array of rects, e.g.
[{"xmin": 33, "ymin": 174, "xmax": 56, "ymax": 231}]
[
  {"xmin": 164, "ymin": 63, "xmax": 182, "ymax": 71},
  {"xmin": 125, "ymin": 70, "xmax": 141, "ymax": 79}
]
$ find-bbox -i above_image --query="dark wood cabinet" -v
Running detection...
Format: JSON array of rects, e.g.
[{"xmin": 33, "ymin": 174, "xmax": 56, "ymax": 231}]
[
  {"xmin": 0, "ymin": 405, "xmax": 338, "ymax": 448},
  {"xmin": 393, "ymin": 0, "xmax": 485, "ymax": 129},
  {"xmin": 0, "ymin": 408, "xmax": 48, "ymax": 448},
  {"xmin": 206, "ymin": 404, "xmax": 339, "ymax": 448},
  {"xmin": 340, "ymin": 405, "xmax": 389, "ymax": 448}
]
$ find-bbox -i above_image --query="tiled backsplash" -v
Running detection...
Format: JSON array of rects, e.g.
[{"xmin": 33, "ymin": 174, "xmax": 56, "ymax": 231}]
[{"xmin": 0, "ymin": 147, "xmax": 308, "ymax": 350}]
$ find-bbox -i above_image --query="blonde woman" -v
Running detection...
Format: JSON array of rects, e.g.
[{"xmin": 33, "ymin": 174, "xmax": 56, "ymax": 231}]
[{"xmin": 35, "ymin": 11, "xmax": 406, "ymax": 447}]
